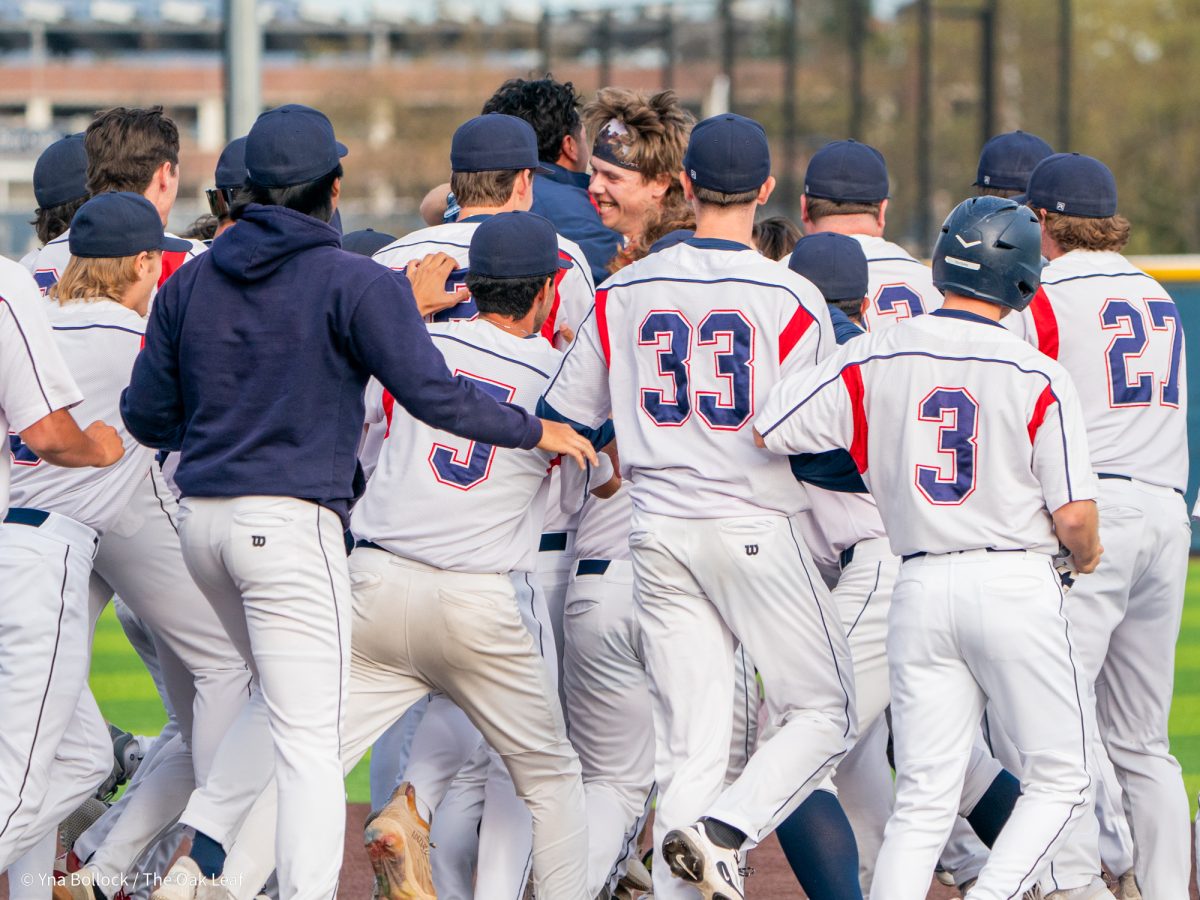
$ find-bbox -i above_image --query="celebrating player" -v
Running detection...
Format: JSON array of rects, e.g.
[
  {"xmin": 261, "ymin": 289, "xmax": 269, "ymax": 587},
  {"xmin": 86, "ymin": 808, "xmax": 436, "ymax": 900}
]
[
  {"xmin": 974, "ymin": 130, "xmax": 1054, "ymax": 198},
  {"xmin": 757, "ymin": 195, "xmax": 1101, "ymax": 900},
  {"xmin": 20, "ymin": 132, "xmax": 89, "ymax": 266},
  {"xmin": 544, "ymin": 113, "xmax": 855, "ymax": 900}
]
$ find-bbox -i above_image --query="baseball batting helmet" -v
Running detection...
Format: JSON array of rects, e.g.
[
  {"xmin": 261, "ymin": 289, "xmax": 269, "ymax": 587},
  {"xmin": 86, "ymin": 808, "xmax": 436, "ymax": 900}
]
[{"xmin": 932, "ymin": 196, "xmax": 1044, "ymax": 311}]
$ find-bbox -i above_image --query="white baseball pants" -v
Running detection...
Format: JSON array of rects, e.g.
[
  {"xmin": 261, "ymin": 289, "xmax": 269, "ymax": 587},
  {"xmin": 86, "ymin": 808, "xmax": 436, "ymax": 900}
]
[
  {"xmin": 630, "ymin": 511, "xmax": 855, "ymax": 900},
  {"xmin": 1047, "ymin": 477, "xmax": 1191, "ymax": 900},
  {"xmin": 871, "ymin": 550, "xmax": 1094, "ymax": 900},
  {"xmin": 0, "ymin": 512, "xmax": 109, "ymax": 872},
  {"xmin": 176, "ymin": 496, "xmax": 352, "ymax": 900}
]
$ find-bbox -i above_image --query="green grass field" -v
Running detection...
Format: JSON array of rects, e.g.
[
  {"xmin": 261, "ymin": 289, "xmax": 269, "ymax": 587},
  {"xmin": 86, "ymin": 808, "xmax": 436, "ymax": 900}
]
[{"xmin": 91, "ymin": 561, "xmax": 1200, "ymax": 808}]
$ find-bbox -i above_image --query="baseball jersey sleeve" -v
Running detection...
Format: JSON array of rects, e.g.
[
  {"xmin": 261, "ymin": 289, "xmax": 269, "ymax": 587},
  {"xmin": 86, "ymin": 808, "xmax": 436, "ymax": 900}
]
[
  {"xmin": 755, "ymin": 348, "xmax": 862, "ymax": 466},
  {"xmin": 1028, "ymin": 369, "xmax": 1098, "ymax": 513},
  {"xmin": 122, "ymin": 278, "xmax": 186, "ymax": 449},
  {"xmin": 778, "ymin": 282, "xmax": 836, "ymax": 378},
  {"xmin": 0, "ymin": 264, "xmax": 83, "ymax": 433},
  {"xmin": 348, "ymin": 270, "xmax": 543, "ymax": 450},
  {"xmin": 540, "ymin": 297, "xmax": 612, "ymax": 430}
]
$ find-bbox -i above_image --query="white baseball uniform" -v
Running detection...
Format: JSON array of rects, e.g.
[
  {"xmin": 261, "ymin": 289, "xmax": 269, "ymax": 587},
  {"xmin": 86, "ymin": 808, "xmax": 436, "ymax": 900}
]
[
  {"xmin": 787, "ymin": 234, "xmax": 942, "ymax": 332},
  {"xmin": 757, "ymin": 307, "xmax": 1099, "ymax": 900},
  {"xmin": 21, "ymin": 229, "xmax": 206, "ymax": 297},
  {"xmin": 1010, "ymin": 250, "xmax": 1190, "ymax": 900},
  {"xmin": 543, "ymin": 236, "xmax": 856, "ymax": 898},
  {"xmin": 212, "ymin": 319, "xmax": 589, "ymax": 900},
  {"xmin": 0, "ymin": 257, "xmax": 103, "ymax": 872}
]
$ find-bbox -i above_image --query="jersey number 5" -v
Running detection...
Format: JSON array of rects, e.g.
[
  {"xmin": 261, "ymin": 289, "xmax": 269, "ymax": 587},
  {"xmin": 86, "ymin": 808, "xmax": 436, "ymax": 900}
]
[
  {"xmin": 427, "ymin": 372, "xmax": 516, "ymax": 490},
  {"xmin": 638, "ymin": 309, "xmax": 755, "ymax": 430},
  {"xmin": 1100, "ymin": 298, "xmax": 1183, "ymax": 408},
  {"xmin": 914, "ymin": 387, "xmax": 978, "ymax": 505}
]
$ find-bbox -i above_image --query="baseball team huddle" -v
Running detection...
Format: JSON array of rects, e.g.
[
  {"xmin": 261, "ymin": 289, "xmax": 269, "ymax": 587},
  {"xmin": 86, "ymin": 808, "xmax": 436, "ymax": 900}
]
[{"xmin": 0, "ymin": 74, "xmax": 1192, "ymax": 900}]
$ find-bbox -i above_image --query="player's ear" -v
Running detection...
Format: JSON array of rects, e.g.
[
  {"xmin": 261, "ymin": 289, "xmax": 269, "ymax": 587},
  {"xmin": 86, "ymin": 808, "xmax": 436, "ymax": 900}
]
[
  {"xmin": 877, "ymin": 198, "xmax": 888, "ymax": 230},
  {"xmin": 799, "ymin": 194, "xmax": 812, "ymax": 229},
  {"xmin": 757, "ymin": 176, "xmax": 777, "ymax": 206},
  {"xmin": 859, "ymin": 296, "xmax": 869, "ymax": 319},
  {"xmin": 679, "ymin": 169, "xmax": 695, "ymax": 203}
]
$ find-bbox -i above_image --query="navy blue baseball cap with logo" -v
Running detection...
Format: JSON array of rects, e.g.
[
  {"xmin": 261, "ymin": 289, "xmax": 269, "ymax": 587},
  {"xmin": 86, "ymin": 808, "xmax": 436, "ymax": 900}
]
[
  {"xmin": 789, "ymin": 232, "xmax": 869, "ymax": 302},
  {"xmin": 245, "ymin": 104, "xmax": 348, "ymax": 188},
  {"xmin": 804, "ymin": 139, "xmax": 889, "ymax": 203},
  {"xmin": 214, "ymin": 136, "xmax": 248, "ymax": 191},
  {"xmin": 342, "ymin": 228, "xmax": 396, "ymax": 258},
  {"xmin": 974, "ymin": 130, "xmax": 1053, "ymax": 192},
  {"xmin": 69, "ymin": 192, "xmax": 191, "ymax": 259},
  {"xmin": 451, "ymin": 115, "xmax": 551, "ymax": 175},
  {"xmin": 1024, "ymin": 152, "xmax": 1118, "ymax": 218},
  {"xmin": 683, "ymin": 114, "xmax": 771, "ymax": 195},
  {"xmin": 469, "ymin": 212, "xmax": 572, "ymax": 279},
  {"xmin": 33, "ymin": 133, "xmax": 88, "ymax": 209}
]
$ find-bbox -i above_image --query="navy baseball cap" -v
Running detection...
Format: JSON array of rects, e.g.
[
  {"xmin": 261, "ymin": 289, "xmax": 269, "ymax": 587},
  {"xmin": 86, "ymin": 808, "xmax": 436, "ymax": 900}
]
[
  {"xmin": 683, "ymin": 114, "xmax": 771, "ymax": 195},
  {"xmin": 33, "ymin": 133, "xmax": 88, "ymax": 209},
  {"xmin": 451, "ymin": 114, "xmax": 550, "ymax": 174},
  {"xmin": 69, "ymin": 192, "xmax": 191, "ymax": 259},
  {"xmin": 789, "ymin": 232, "xmax": 869, "ymax": 302},
  {"xmin": 974, "ymin": 130, "xmax": 1053, "ymax": 191},
  {"xmin": 342, "ymin": 228, "xmax": 396, "ymax": 258},
  {"xmin": 804, "ymin": 140, "xmax": 889, "ymax": 203},
  {"xmin": 214, "ymin": 136, "xmax": 248, "ymax": 190},
  {"xmin": 1024, "ymin": 152, "xmax": 1118, "ymax": 218},
  {"xmin": 245, "ymin": 104, "xmax": 348, "ymax": 188},
  {"xmin": 468, "ymin": 212, "xmax": 571, "ymax": 279}
]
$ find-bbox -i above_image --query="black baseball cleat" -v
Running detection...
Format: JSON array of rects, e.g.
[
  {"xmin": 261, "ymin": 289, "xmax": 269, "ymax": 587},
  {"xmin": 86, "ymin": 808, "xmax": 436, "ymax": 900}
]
[{"xmin": 662, "ymin": 823, "xmax": 747, "ymax": 900}]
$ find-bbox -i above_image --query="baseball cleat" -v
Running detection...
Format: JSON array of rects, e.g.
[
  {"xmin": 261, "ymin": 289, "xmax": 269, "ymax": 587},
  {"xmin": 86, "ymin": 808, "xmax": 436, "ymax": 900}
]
[
  {"xmin": 615, "ymin": 854, "xmax": 653, "ymax": 895},
  {"xmin": 1115, "ymin": 871, "xmax": 1142, "ymax": 900},
  {"xmin": 363, "ymin": 782, "xmax": 436, "ymax": 900},
  {"xmin": 1043, "ymin": 876, "xmax": 1110, "ymax": 900},
  {"xmin": 149, "ymin": 856, "xmax": 234, "ymax": 900},
  {"xmin": 52, "ymin": 868, "xmax": 100, "ymax": 900},
  {"xmin": 661, "ymin": 823, "xmax": 746, "ymax": 900}
]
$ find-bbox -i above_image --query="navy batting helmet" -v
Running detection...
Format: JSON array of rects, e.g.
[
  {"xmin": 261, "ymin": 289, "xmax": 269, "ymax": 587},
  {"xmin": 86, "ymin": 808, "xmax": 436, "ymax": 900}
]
[{"xmin": 932, "ymin": 196, "xmax": 1044, "ymax": 311}]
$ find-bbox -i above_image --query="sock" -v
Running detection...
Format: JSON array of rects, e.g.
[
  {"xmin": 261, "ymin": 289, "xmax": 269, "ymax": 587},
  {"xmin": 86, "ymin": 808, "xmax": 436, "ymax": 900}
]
[
  {"xmin": 775, "ymin": 790, "xmax": 863, "ymax": 900},
  {"xmin": 966, "ymin": 769, "xmax": 1022, "ymax": 847},
  {"xmin": 701, "ymin": 817, "xmax": 747, "ymax": 850},
  {"xmin": 190, "ymin": 831, "xmax": 227, "ymax": 879}
]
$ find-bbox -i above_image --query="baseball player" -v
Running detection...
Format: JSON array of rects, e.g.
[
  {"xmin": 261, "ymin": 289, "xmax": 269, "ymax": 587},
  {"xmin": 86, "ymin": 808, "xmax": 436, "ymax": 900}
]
[
  {"xmin": 179, "ymin": 211, "xmax": 603, "ymax": 900},
  {"xmin": 0, "ymin": 214, "xmax": 135, "ymax": 873},
  {"xmin": 757, "ymin": 195, "xmax": 1101, "ymax": 900},
  {"xmin": 20, "ymin": 132, "xmax": 89, "ymax": 270},
  {"xmin": 796, "ymin": 139, "xmax": 942, "ymax": 331},
  {"xmin": 974, "ymin": 130, "xmax": 1054, "ymax": 198},
  {"xmin": 1007, "ymin": 152, "xmax": 1190, "ymax": 900},
  {"xmin": 122, "ymin": 105, "xmax": 593, "ymax": 900},
  {"xmin": 22, "ymin": 107, "xmax": 205, "ymax": 295},
  {"xmin": 205, "ymin": 136, "xmax": 248, "ymax": 240},
  {"xmin": 544, "ymin": 113, "xmax": 855, "ymax": 900}
]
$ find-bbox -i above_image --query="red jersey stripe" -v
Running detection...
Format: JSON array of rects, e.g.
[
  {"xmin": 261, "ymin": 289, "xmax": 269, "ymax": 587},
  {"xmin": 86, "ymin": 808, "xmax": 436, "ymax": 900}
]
[{"xmin": 841, "ymin": 363, "xmax": 869, "ymax": 473}]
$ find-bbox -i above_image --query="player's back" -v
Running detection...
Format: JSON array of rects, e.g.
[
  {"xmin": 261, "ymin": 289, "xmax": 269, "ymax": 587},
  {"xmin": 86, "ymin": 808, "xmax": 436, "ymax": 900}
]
[
  {"xmin": 8, "ymin": 298, "xmax": 151, "ymax": 533},
  {"xmin": 351, "ymin": 318, "xmax": 561, "ymax": 574},
  {"xmin": 372, "ymin": 220, "xmax": 593, "ymax": 334},
  {"xmin": 599, "ymin": 237, "xmax": 832, "ymax": 518},
  {"xmin": 1014, "ymin": 249, "xmax": 1187, "ymax": 492},
  {"xmin": 760, "ymin": 310, "xmax": 1094, "ymax": 558},
  {"xmin": 853, "ymin": 235, "xmax": 943, "ymax": 331}
]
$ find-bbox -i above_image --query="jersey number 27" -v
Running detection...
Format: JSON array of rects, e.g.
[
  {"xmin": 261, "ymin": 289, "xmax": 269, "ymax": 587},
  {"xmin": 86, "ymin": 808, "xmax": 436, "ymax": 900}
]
[{"xmin": 1100, "ymin": 298, "xmax": 1183, "ymax": 408}]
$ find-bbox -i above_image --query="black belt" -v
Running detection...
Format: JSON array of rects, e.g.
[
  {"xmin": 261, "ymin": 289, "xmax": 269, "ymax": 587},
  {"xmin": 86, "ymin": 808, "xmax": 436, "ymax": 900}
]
[
  {"xmin": 355, "ymin": 539, "xmax": 387, "ymax": 553},
  {"xmin": 838, "ymin": 543, "xmax": 857, "ymax": 570},
  {"xmin": 539, "ymin": 532, "xmax": 568, "ymax": 553},
  {"xmin": 1097, "ymin": 472, "xmax": 1185, "ymax": 497},
  {"xmin": 576, "ymin": 558, "xmax": 611, "ymax": 576},
  {"xmin": 902, "ymin": 548, "xmax": 1025, "ymax": 563},
  {"xmin": 4, "ymin": 507, "xmax": 49, "ymax": 528}
]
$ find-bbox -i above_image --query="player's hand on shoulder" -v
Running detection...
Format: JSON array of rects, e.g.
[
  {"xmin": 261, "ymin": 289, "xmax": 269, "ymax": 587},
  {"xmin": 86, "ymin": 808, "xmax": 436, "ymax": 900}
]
[
  {"xmin": 407, "ymin": 252, "xmax": 466, "ymax": 318},
  {"xmin": 590, "ymin": 439, "xmax": 622, "ymax": 498},
  {"xmin": 84, "ymin": 420, "xmax": 125, "ymax": 467},
  {"xmin": 538, "ymin": 419, "xmax": 599, "ymax": 470}
]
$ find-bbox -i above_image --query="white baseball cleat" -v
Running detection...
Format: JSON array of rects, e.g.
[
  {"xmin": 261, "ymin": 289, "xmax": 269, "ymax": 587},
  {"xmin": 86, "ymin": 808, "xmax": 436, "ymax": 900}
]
[
  {"xmin": 1115, "ymin": 871, "xmax": 1142, "ymax": 900},
  {"xmin": 1044, "ymin": 876, "xmax": 1112, "ymax": 900},
  {"xmin": 149, "ymin": 857, "xmax": 234, "ymax": 900},
  {"xmin": 51, "ymin": 867, "xmax": 100, "ymax": 900},
  {"xmin": 661, "ymin": 823, "xmax": 746, "ymax": 900}
]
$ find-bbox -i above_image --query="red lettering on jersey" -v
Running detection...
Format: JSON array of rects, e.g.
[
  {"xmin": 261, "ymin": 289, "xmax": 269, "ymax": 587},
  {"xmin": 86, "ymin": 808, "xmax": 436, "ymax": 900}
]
[
  {"xmin": 158, "ymin": 249, "xmax": 190, "ymax": 287},
  {"xmin": 539, "ymin": 251, "xmax": 571, "ymax": 344},
  {"xmin": 779, "ymin": 305, "xmax": 815, "ymax": 364},
  {"xmin": 1027, "ymin": 384, "xmax": 1056, "ymax": 444},
  {"xmin": 1029, "ymin": 287, "xmax": 1059, "ymax": 359},
  {"xmin": 382, "ymin": 391, "xmax": 396, "ymax": 438},
  {"xmin": 841, "ymin": 364, "xmax": 869, "ymax": 473},
  {"xmin": 594, "ymin": 288, "xmax": 612, "ymax": 366}
]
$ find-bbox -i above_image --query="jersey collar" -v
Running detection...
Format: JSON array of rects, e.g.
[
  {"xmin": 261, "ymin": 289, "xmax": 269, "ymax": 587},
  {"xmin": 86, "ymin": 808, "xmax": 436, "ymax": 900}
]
[
  {"xmin": 930, "ymin": 308, "xmax": 1004, "ymax": 329},
  {"xmin": 458, "ymin": 213, "xmax": 494, "ymax": 224},
  {"xmin": 683, "ymin": 236, "xmax": 753, "ymax": 252}
]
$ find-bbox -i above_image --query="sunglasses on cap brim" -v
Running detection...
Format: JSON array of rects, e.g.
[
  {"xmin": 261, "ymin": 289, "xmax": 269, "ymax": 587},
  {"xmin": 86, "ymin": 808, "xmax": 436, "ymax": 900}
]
[{"xmin": 206, "ymin": 187, "xmax": 236, "ymax": 219}]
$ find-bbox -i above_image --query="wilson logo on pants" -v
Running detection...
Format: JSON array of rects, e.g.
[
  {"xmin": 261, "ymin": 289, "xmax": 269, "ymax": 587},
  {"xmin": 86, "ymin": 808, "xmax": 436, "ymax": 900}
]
[{"xmin": 252, "ymin": 535, "xmax": 266, "ymax": 548}]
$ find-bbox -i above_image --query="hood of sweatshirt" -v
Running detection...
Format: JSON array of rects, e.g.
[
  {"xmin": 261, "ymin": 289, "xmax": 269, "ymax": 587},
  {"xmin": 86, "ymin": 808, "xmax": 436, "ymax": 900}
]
[{"xmin": 211, "ymin": 203, "xmax": 341, "ymax": 282}]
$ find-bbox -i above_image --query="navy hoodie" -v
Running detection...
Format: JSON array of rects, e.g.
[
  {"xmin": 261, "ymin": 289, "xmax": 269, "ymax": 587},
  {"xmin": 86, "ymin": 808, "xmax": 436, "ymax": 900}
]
[{"xmin": 122, "ymin": 204, "xmax": 542, "ymax": 525}]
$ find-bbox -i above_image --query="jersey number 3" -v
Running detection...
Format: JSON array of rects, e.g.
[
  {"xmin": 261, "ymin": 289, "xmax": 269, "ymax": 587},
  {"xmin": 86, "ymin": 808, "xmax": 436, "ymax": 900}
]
[
  {"xmin": 638, "ymin": 310, "xmax": 755, "ymax": 430},
  {"xmin": 915, "ymin": 387, "xmax": 978, "ymax": 505},
  {"xmin": 427, "ymin": 372, "xmax": 516, "ymax": 490}
]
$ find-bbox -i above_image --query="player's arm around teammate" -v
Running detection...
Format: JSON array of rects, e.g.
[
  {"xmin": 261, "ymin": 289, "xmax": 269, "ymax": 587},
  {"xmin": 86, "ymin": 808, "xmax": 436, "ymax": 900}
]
[{"xmin": 757, "ymin": 197, "xmax": 1102, "ymax": 900}]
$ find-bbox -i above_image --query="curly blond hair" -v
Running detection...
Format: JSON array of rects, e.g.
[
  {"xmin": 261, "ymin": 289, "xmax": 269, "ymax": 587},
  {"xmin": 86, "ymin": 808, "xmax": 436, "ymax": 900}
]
[{"xmin": 583, "ymin": 88, "xmax": 693, "ymax": 187}]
